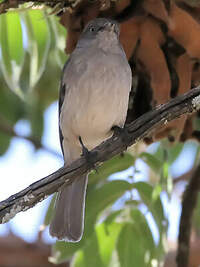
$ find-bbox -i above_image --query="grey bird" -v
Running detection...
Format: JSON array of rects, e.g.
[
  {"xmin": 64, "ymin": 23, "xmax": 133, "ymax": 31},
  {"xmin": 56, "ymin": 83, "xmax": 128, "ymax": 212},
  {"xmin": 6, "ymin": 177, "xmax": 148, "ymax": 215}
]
[{"xmin": 49, "ymin": 18, "xmax": 132, "ymax": 242}]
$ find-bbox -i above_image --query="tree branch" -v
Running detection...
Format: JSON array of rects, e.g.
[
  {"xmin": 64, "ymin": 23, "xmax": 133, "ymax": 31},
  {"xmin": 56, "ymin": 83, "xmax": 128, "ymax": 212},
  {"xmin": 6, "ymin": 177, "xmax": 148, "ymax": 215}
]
[
  {"xmin": 0, "ymin": 87, "xmax": 200, "ymax": 224},
  {"xmin": 176, "ymin": 163, "xmax": 200, "ymax": 267}
]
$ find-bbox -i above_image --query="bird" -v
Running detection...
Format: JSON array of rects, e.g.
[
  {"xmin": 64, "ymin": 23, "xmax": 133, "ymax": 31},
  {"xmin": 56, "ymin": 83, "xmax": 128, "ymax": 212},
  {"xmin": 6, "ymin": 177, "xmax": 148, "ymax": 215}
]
[{"xmin": 49, "ymin": 17, "xmax": 132, "ymax": 242}]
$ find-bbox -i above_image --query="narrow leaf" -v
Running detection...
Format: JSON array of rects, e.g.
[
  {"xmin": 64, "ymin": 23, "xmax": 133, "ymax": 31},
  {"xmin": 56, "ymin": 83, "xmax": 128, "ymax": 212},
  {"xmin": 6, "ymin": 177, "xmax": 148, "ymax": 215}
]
[
  {"xmin": 22, "ymin": 10, "xmax": 51, "ymax": 89},
  {"xmin": 0, "ymin": 12, "xmax": 24, "ymax": 97}
]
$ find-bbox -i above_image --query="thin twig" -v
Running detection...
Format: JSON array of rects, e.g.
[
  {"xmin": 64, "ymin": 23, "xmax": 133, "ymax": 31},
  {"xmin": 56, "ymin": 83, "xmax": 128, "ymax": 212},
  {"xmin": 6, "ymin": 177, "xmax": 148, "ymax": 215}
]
[
  {"xmin": 176, "ymin": 164, "xmax": 200, "ymax": 267},
  {"xmin": 0, "ymin": 86, "xmax": 200, "ymax": 224}
]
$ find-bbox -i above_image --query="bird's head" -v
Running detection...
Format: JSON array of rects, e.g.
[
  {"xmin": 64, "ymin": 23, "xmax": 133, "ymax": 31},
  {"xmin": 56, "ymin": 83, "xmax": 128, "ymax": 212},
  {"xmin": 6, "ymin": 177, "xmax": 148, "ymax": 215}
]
[{"xmin": 77, "ymin": 18, "xmax": 120, "ymax": 51}]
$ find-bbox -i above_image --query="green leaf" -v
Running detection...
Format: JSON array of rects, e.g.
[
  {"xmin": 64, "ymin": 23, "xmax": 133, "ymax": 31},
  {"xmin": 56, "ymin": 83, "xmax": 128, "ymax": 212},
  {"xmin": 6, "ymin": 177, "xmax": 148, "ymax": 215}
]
[
  {"xmin": 130, "ymin": 209, "xmax": 156, "ymax": 260},
  {"xmin": 51, "ymin": 240, "xmax": 84, "ymax": 264},
  {"xmin": 96, "ymin": 222, "xmax": 123, "ymax": 266},
  {"xmin": 72, "ymin": 251, "xmax": 85, "ymax": 267},
  {"xmin": 22, "ymin": 10, "xmax": 51, "ymax": 89},
  {"xmin": 117, "ymin": 223, "xmax": 145, "ymax": 267},
  {"xmin": 29, "ymin": 102, "xmax": 44, "ymax": 142},
  {"xmin": 89, "ymin": 153, "xmax": 134, "ymax": 186},
  {"xmin": 72, "ymin": 232, "xmax": 104, "ymax": 267},
  {"xmin": 152, "ymin": 184, "xmax": 162, "ymax": 201},
  {"xmin": 72, "ymin": 222, "xmax": 123, "ymax": 267},
  {"xmin": 162, "ymin": 162, "xmax": 169, "ymax": 179},
  {"xmin": 0, "ymin": 81, "xmax": 25, "ymax": 155},
  {"xmin": 139, "ymin": 152, "xmax": 162, "ymax": 173},
  {"xmin": 160, "ymin": 161, "xmax": 173, "ymax": 196},
  {"xmin": 25, "ymin": 93, "xmax": 44, "ymax": 143},
  {"xmin": 0, "ymin": 13, "xmax": 24, "ymax": 65},
  {"xmin": 154, "ymin": 142, "xmax": 184, "ymax": 165},
  {"xmin": 133, "ymin": 182, "xmax": 167, "ymax": 239},
  {"xmin": 104, "ymin": 210, "xmax": 123, "ymax": 225},
  {"xmin": 0, "ymin": 131, "xmax": 11, "ymax": 156},
  {"xmin": 49, "ymin": 16, "xmax": 67, "ymax": 68},
  {"xmin": 84, "ymin": 180, "xmax": 133, "ymax": 246},
  {"xmin": 86, "ymin": 180, "xmax": 133, "ymax": 228},
  {"xmin": 153, "ymin": 144, "xmax": 165, "ymax": 163},
  {"xmin": 43, "ymin": 195, "xmax": 56, "ymax": 226},
  {"xmin": 0, "ymin": 82, "xmax": 24, "ymax": 123},
  {"xmin": 166, "ymin": 143, "xmax": 184, "ymax": 164},
  {"xmin": 0, "ymin": 12, "xmax": 24, "ymax": 97}
]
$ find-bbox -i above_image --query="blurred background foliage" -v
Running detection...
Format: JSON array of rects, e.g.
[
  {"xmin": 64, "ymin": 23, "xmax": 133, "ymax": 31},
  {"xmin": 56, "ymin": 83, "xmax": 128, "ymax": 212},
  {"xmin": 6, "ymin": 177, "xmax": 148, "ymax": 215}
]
[
  {"xmin": 0, "ymin": 8, "xmax": 67, "ymax": 156},
  {"xmin": 0, "ymin": 4, "xmax": 200, "ymax": 267}
]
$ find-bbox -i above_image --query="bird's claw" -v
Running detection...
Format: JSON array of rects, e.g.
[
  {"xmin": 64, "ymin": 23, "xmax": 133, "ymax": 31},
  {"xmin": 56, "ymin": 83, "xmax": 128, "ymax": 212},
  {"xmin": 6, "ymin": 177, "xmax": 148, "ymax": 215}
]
[
  {"xmin": 112, "ymin": 125, "xmax": 131, "ymax": 149},
  {"xmin": 79, "ymin": 136, "xmax": 98, "ymax": 172}
]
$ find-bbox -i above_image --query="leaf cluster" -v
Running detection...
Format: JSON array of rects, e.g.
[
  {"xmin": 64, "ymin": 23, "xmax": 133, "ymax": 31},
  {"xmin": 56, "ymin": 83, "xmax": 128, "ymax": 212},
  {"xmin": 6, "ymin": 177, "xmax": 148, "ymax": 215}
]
[{"xmin": 0, "ymin": 9, "xmax": 66, "ymax": 154}]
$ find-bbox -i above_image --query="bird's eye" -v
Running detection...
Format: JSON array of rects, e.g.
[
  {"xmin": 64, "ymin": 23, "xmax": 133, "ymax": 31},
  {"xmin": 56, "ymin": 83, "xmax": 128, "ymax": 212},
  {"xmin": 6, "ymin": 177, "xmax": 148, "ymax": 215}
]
[{"xmin": 89, "ymin": 27, "xmax": 95, "ymax": 32}]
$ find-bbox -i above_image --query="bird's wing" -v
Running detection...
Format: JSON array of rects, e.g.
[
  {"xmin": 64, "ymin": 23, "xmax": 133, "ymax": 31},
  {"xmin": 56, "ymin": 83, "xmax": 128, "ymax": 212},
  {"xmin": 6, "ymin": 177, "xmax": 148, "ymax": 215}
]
[{"xmin": 58, "ymin": 58, "xmax": 71, "ymax": 155}]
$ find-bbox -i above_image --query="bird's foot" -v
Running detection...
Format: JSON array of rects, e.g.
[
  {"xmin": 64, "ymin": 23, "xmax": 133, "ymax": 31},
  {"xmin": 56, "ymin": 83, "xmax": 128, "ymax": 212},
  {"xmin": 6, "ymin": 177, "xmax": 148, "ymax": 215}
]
[
  {"xmin": 112, "ymin": 125, "xmax": 131, "ymax": 149},
  {"xmin": 79, "ymin": 136, "xmax": 98, "ymax": 172}
]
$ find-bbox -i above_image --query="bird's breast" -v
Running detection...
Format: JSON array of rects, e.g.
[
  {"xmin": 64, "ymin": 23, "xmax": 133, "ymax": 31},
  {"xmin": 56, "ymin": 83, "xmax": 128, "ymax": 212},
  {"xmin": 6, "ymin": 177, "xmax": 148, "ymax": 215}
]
[{"xmin": 60, "ymin": 51, "xmax": 131, "ymax": 150}]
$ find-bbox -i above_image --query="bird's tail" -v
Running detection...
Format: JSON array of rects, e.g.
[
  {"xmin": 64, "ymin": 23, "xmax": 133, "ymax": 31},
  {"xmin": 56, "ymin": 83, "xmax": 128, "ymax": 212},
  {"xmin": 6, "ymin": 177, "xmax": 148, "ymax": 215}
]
[{"xmin": 49, "ymin": 174, "xmax": 88, "ymax": 242}]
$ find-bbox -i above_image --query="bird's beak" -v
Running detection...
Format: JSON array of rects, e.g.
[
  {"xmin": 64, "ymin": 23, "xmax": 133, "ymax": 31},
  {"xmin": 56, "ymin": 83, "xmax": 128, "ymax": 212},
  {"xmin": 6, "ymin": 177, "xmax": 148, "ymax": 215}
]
[
  {"xmin": 98, "ymin": 22, "xmax": 118, "ymax": 35},
  {"xmin": 104, "ymin": 22, "xmax": 116, "ymax": 33},
  {"xmin": 110, "ymin": 23, "xmax": 115, "ymax": 32}
]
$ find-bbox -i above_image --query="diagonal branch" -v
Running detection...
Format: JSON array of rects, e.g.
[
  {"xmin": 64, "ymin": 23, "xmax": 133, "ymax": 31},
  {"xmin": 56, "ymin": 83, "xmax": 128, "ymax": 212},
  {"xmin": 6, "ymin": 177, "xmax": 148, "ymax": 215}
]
[{"xmin": 0, "ymin": 86, "xmax": 200, "ymax": 224}]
